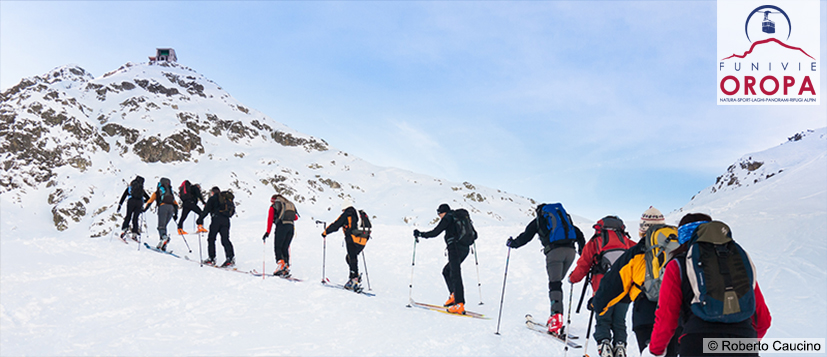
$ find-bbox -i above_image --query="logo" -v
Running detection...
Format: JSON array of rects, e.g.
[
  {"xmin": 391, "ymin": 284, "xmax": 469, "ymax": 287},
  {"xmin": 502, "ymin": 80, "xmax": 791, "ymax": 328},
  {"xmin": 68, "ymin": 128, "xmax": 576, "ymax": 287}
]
[{"xmin": 717, "ymin": 1, "xmax": 820, "ymax": 105}]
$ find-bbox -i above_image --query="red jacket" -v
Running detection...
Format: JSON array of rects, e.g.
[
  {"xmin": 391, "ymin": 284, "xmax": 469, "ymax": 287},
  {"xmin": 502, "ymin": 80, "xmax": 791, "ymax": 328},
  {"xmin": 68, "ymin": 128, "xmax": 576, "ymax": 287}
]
[
  {"xmin": 649, "ymin": 259, "xmax": 772, "ymax": 355},
  {"xmin": 569, "ymin": 232, "xmax": 635, "ymax": 292}
]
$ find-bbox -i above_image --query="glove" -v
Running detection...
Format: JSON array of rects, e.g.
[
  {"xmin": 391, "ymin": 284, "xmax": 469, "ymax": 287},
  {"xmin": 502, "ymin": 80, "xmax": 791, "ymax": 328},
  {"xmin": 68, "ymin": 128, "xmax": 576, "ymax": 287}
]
[
  {"xmin": 586, "ymin": 297, "xmax": 594, "ymax": 311},
  {"xmin": 173, "ymin": 213, "xmax": 178, "ymax": 221},
  {"xmin": 321, "ymin": 231, "xmax": 327, "ymax": 238},
  {"xmin": 262, "ymin": 232, "xmax": 269, "ymax": 242},
  {"xmin": 506, "ymin": 237, "xmax": 514, "ymax": 247},
  {"xmin": 117, "ymin": 204, "xmax": 122, "ymax": 213},
  {"xmin": 413, "ymin": 229, "xmax": 421, "ymax": 238}
]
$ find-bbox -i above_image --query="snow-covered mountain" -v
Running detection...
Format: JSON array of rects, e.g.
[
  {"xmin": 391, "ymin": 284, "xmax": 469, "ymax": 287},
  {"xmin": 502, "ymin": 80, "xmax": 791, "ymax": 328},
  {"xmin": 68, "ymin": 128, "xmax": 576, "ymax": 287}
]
[
  {"xmin": 2, "ymin": 61, "xmax": 825, "ymax": 356},
  {"xmin": 669, "ymin": 128, "xmax": 827, "ymax": 339},
  {"xmin": 0, "ymin": 61, "xmax": 567, "ymax": 240}
]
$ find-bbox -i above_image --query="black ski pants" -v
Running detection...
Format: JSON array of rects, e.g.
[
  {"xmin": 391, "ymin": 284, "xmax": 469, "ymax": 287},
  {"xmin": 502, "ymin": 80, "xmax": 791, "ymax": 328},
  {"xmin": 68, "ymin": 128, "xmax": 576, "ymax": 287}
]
[
  {"xmin": 345, "ymin": 237, "xmax": 365, "ymax": 279},
  {"xmin": 634, "ymin": 324, "xmax": 681, "ymax": 356},
  {"xmin": 122, "ymin": 199, "xmax": 143, "ymax": 233},
  {"xmin": 177, "ymin": 200, "xmax": 204, "ymax": 229},
  {"xmin": 442, "ymin": 243, "xmax": 470, "ymax": 304},
  {"xmin": 274, "ymin": 222, "xmax": 294, "ymax": 265},
  {"xmin": 207, "ymin": 216, "xmax": 234, "ymax": 260}
]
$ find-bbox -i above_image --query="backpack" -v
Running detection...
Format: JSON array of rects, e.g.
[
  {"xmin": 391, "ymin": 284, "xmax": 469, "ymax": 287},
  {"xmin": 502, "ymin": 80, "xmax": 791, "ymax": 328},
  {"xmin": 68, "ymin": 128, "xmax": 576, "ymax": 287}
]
[
  {"xmin": 642, "ymin": 224, "xmax": 680, "ymax": 301},
  {"xmin": 217, "ymin": 191, "xmax": 235, "ymax": 217},
  {"xmin": 452, "ymin": 208, "xmax": 478, "ymax": 246},
  {"xmin": 274, "ymin": 197, "xmax": 298, "ymax": 223},
  {"xmin": 179, "ymin": 180, "xmax": 193, "ymax": 202},
  {"xmin": 156, "ymin": 177, "xmax": 174, "ymax": 206},
  {"xmin": 128, "ymin": 176, "xmax": 144, "ymax": 201},
  {"xmin": 591, "ymin": 216, "xmax": 635, "ymax": 275},
  {"xmin": 536, "ymin": 203, "xmax": 577, "ymax": 244},
  {"xmin": 684, "ymin": 221, "xmax": 756, "ymax": 323},
  {"xmin": 351, "ymin": 210, "xmax": 372, "ymax": 239}
]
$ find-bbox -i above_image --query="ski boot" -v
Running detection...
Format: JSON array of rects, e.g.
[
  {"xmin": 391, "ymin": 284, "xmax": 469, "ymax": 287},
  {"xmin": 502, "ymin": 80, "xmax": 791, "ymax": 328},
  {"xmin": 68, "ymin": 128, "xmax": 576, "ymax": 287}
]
[
  {"xmin": 220, "ymin": 257, "xmax": 235, "ymax": 268},
  {"xmin": 613, "ymin": 342, "xmax": 627, "ymax": 357},
  {"xmin": 119, "ymin": 229, "xmax": 128, "ymax": 240},
  {"xmin": 443, "ymin": 293, "xmax": 456, "ymax": 307},
  {"xmin": 447, "ymin": 302, "xmax": 465, "ymax": 315},
  {"xmin": 156, "ymin": 236, "xmax": 170, "ymax": 251},
  {"xmin": 202, "ymin": 258, "xmax": 216, "ymax": 266},
  {"xmin": 598, "ymin": 339, "xmax": 614, "ymax": 357},
  {"xmin": 547, "ymin": 313, "xmax": 564, "ymax": 335},
  {"xmin": 196, "ymin": 225, "xmax": 208, "ymax": 233},
  {"xmin": 177, "ymin": 228, "xmax": 188, "ymax": 235},
  {"xmin": 274, "ymin": 260, "xmax": 290, "ymax": 277},
  {"xmin": 344, "ymin": 275, "xmax": 362, "ymax": 292}
]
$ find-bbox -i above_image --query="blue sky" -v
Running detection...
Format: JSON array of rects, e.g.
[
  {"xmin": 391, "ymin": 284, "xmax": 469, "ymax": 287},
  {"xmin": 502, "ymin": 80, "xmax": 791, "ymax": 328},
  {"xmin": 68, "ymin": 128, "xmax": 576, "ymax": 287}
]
[{"xmin": 1, "ymin": 1, "xmax": 825, "ymax": 223}]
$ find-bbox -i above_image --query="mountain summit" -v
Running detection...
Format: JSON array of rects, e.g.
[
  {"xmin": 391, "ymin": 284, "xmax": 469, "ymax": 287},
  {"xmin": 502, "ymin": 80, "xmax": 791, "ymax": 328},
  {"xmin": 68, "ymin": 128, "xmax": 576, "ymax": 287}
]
[{"xmin": 1, "ymin": 61, "xmax": 540, "ymax": 236}]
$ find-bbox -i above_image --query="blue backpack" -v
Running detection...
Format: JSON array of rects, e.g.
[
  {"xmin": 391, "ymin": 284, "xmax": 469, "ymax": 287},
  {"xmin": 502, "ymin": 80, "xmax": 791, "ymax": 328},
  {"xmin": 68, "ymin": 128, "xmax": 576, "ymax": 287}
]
[
  {"xmin": 684, "ymin": 221, "xmax": 756, "ymax": 323},
  {"xmin": 536, "ymin": 203, "xmax": 577, "ymax": 244}
]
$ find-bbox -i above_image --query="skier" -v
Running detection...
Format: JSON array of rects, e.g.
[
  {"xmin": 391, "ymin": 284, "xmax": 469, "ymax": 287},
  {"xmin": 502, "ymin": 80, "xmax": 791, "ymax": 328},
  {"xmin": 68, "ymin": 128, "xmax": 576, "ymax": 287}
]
[
  {"xmin": 321, "ymin": 199, "xmax": 366, "ymax": 291},
  {"xmin": 200, "ymin": 187, "xmax": 236, "ymax": 267},
  {"xmin": 645, "ymin": 213, "xmax": 772, "ymax": 357},
  {"xmin": 592, "ymin": 207, "xmax": 681, "ymax": 356},
  {"xmin": 506, "ymin": 203, "xmax": 585, "ymax": 335},
  {"xmin": 262, "ymin": 194, "xmax": 298, "ymax": 277},
  {"xmin": 569, "ymin": 215, "xmax": 636, "ymax": 357},
  {"xmin": 143, "ymin": 177, "xmax": 179, "ymax": 251},
  {"xmin": 117, "ymin": 175, "xmax": 150, "ymax": 240},
  {"xmin": 176, "ymin": 180, "xmax": 207, "ymax": 235},
  {"xmin": 413, "ymin": 203, "xmax": 468, "ymax": 315}
]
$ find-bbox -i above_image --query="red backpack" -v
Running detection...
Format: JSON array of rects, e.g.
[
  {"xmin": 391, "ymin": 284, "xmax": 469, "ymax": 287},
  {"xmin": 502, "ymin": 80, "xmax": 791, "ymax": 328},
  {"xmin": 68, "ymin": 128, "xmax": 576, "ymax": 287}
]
[{"xmin": 591, "ymin": 216, "xmax": 636, "ymax": 274}]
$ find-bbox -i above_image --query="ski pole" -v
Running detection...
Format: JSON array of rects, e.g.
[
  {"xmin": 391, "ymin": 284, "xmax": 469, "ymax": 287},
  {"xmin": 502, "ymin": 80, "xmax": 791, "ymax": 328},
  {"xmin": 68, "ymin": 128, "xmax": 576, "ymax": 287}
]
[
  {"xmin": 576, "ymin": 270, "xmax": 592, "ymax": 313},
  {"xmin": 406, "ymin": 234, "xmax": 418, "ymax": 307},
  {"xmin": 262, "ymin": 237, "xmax": 266, "ymax": 280},
  {"xmin": 495, "ymin": 241, "xmax": 512, "ymax": 335},
  {"xmin": 198, "ymin": 230, "xmax": 203, "ymax": 267},
  {"xmin": 180, "ymin": 232, "xmax": 192, "ymax": 253},
  {"xmin": 565, "ymin": 281, "xmax": 574, "ymax": 356},
  {"xmin": 473, "ymin": 241, "xmax": 483, "ymax": 305},
  {"xmin": 316, "ymin": 220, "xmax": 327, "ymax": 283},
  {"xmin": 583, "ymin": 308, "xmax": 595, "ymax": 357},
  {"xmin": 361, "ymin": 250, "xmax": 371, "ymax": 291}
]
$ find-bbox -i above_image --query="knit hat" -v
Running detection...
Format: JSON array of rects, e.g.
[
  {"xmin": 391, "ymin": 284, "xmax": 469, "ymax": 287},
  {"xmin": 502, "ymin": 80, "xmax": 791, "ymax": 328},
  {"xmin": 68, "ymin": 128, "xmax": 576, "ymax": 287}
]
[
  {"xmin": 639, "ymin": 206, "xmax": 666, "ymax": 236},
  {"xmin": 341, "ymin": 198, "xmax": 354, "ymax": 211},
  {"xmin": 437, "ymin": 203, "xmax": 451, "ymax": 214}
]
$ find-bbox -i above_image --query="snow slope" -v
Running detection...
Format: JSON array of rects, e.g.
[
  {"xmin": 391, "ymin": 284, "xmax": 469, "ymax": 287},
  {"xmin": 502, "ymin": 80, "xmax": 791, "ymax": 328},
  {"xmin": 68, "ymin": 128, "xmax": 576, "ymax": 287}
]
[{"xmin": 2, "ymin": 62, "xmax": 825, "ymax": 356}]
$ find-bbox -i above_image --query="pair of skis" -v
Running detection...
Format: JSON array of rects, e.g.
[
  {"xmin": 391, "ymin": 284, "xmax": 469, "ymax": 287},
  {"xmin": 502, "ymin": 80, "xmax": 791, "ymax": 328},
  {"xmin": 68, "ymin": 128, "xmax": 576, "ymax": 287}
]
[
  {"xmin": 525, "ymin": 314, "xmax": 582, "ymax": 349},
  {"xmin": 408, "ymin": 300, "xmax": 490, "ymax": 319},
  {"xmin": 321, "ymin": 278, "xmax": 375, "ymax": 297}
]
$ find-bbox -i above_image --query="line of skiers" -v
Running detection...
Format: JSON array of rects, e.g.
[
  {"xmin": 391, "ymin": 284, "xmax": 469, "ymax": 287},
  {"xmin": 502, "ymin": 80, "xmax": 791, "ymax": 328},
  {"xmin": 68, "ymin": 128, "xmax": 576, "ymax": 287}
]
[
  {"xmin": 118, "ymin": 176, "xmax": 773, "ymax": 356},
  {"xmin": 118, "ymin": 176, "xmax": 235, "ymax": 268}
]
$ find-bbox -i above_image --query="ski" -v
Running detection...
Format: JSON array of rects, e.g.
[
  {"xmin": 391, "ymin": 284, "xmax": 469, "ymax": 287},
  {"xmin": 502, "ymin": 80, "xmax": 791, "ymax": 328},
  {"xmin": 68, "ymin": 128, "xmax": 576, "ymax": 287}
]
[
  {"xmin": 182, "ymin": 256, "xmax": 248, "ymax": 273},
  {"xmin": 408, "ymin": 300, "xmax": 490, "ymax": 319},
  {"xmin": 321, "ymin": 278, "xmax": 375, "ymax": 297},
  {"xmin": 525, "ymin": 314, "xmax": 582, "ymax": 348},
  {"xmin": 143, "ymin": 242, "xmax": 180, "ymax": 258},
  {"xmin": 250, "ymin": 270, "xmax": 303, "ymax": 282}
]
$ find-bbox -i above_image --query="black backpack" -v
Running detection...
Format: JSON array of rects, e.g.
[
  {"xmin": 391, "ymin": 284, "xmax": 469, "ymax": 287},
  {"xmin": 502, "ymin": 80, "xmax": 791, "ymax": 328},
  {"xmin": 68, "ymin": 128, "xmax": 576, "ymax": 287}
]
[
  {"xmin": 128, "ymin": 176, "xmax": 144, "ymax": 201},
  {"xmin": 179, "ymin": 180, "xmax": 193, "ymax": 202},
  {"xmin": 452, "ymin": 208, "xmax": 478, "ymax": 246},
  {"xmin": 351, "ymin": 209, "xmax": 372, "ymax": 239},
  {"xmin": 156, "ymin": 177, "xmax": 174, "ymax": 206},
  {"xmin": 217, "ymin": 191, "xmax": 235, "ymax": 217}
]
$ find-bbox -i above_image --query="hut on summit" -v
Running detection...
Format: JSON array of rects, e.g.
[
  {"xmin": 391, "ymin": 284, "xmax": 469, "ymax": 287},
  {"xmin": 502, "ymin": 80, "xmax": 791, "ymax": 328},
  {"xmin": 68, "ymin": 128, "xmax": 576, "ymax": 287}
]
[{"xmin": 149, "ymin": 48, "xmax": 177, "ymax": 63}]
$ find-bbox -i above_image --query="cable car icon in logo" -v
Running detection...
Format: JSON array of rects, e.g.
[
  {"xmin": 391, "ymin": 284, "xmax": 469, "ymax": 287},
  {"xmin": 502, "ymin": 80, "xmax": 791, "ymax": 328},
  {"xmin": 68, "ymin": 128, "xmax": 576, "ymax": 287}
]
[{"xmin": 744, "ymin": 5, "xmax": 791, "ymax": 42}]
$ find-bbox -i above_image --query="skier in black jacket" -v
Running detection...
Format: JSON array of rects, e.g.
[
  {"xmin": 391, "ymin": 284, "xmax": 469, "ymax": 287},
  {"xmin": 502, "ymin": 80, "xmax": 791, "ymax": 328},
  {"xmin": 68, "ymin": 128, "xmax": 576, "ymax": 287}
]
[
  {"xmin": 414, "ymin": 203, "xmax": 469, "ymax": 315},
  {"xmin": 117, "ymin": 175, "xmax": 150, "ymax": 240},
  {"xmin": 176, "ymin": 180, "xmax": 207, "ymax": 235},
  {"xmin": 506, "ymin": 204, "xmax": 585, "ymax": 334},
  {"xmin": 322, "ymin": 199, "xmax": 366, "ymax": 292},
  {"xmin": 199, "ymin": 187, "xmax": 235, "ymax": 267}
]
